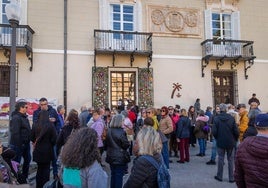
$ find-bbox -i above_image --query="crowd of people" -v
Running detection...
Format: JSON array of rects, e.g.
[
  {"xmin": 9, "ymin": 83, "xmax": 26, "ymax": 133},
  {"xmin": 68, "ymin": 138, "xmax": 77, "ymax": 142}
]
[{"xmin": 0, "ymin": 94, "xmax": 267, "ymax": 188}]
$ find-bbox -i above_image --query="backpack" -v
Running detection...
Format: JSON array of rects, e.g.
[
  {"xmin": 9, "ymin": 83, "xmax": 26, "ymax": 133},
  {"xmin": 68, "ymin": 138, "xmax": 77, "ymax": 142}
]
[
  {"xmin": 202, "ymin": 123, "xmax": 210, "ymax": 134},
  {"xmin": 141, "ymin": 155, "xmax": 170, "ymax": 188}
]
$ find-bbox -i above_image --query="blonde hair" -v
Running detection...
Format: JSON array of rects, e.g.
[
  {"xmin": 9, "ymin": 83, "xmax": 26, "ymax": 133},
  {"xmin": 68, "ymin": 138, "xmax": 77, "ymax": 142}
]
[
  {"xmin": 180, "ymin": 109, "xmax": 188, "ymax": 117},
  {"xmin": 137, "ymin": 127, "xmax": 162, "ymax": 156}
]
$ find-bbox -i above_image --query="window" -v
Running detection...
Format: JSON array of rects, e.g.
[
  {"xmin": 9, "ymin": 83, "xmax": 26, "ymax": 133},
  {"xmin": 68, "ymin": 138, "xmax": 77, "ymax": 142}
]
[
  {"xmin": 0, "ymin": 62, "xmax": 18, "ymax": 97},
  {"xmin": 212, "ymin": 13, "xmax": 231, "ymax": 40},
  {"xmin": 110, "ymin": 71, "xmax": 136, "ymax": 109},
  {"xmin": 204, "ymin": 10, "xmax": 240, "ymax": 40},
  {"xmin": 1, "ymin": 0, "xmax": 9, "ymax": 24},
  {"xmin": 111, "ymin": 4, "xmax": 134, "ymax": 39}
]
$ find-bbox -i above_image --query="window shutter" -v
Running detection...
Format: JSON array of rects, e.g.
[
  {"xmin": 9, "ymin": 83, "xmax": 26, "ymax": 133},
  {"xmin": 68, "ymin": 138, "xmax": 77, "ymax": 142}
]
[
  {"xmin": 204, "ymin": 9, "xmax": 212, "ymax": 39},
  {"xmin": 231, "ymin": 11, "xmax": 240, "ymax": 40}
]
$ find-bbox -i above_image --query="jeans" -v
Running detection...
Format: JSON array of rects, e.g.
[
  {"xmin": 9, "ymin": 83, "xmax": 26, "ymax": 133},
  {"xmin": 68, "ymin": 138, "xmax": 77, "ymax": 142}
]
[
  {"xmin": 216, "ymin": 147, "xmax": 235, "ymax": 181},
  {"xmin": 198, "ymin": 138, "xmax": 206, "ymax": 155},
  {"xmin": 10, "ymin": 143, "xmax": 31, "ymax": 179},
  {"xmin": 161, "ymin": 141, "xmax": 169, "ymax": 169},
  {"xmin": 36, "ymin": 162, "xmax": 51, "ymax": 188},
  {"xmin": 110, "ymin": 164, "xmax": 127, "ymax": 188},
  {"xmin": 211, "ymin": 139, "xmax": 217, "ymax": 161}
]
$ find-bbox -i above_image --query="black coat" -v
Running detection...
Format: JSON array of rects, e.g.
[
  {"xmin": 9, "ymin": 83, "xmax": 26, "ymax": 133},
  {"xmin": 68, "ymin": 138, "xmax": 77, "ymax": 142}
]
[
  {"xmin": 212, "ymin": 112, "xmax": 239, "ymax": 149},
  {"xmin": 56, "ymin": 123, "xmax": 78, "ymax": 155},
  {"xmin": 10, "ymin": 112, "xmax": 31, "ymax": 147},
  {"xmin": 31, "ymin": 122, "xmax": 57, "ymax": 163},
  {"xmin": 105, "ymin": 127, "xmax": 130, "ymax": 165},
  {"xmin": 123, "ymin": 154, "xmax": 160, "ymax": 188}
]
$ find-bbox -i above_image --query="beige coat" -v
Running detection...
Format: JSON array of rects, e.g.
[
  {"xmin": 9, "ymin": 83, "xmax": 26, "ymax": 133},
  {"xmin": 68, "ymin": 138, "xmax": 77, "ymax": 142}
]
[{"xmin": 159, "ymin": 115, "xmax": 173, "ymax": 135}]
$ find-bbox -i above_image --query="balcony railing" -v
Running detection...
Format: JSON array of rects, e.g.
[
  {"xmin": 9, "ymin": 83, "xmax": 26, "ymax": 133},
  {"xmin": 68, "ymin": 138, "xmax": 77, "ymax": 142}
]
[
  {"xmin": 0, "ymin": 24, "xmax": 34, "ymax": 49},
  {"xmin": 201, "ymin": 39, "xmax": 255, "ymax": 60},
  {"xmin": 94, "ymin": 29, "xmax": 152, "ymax": 55}
]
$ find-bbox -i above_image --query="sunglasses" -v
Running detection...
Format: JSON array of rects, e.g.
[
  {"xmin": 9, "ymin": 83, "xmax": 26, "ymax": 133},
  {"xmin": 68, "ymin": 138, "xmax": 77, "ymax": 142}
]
[
  {"xmin": 146, "ymin": 111, "xmax": 151, "ymax": 114},
  {"xmin": 161, "ymin": 110, "xmax": 166, "ymax": 112}
]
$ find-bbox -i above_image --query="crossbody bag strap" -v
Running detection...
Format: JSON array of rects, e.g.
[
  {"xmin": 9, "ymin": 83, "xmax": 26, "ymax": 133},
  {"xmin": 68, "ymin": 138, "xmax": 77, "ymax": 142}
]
[{"xmin": 141, "ymin": 155, "xmax": 160, "ymax": 170}]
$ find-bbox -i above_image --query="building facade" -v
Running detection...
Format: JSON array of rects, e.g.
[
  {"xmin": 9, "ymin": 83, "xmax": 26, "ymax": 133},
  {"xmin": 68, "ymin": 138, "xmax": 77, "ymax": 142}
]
[{"xmin": 0, "ymin": 0, "xmax": 268, "ymax": 114}]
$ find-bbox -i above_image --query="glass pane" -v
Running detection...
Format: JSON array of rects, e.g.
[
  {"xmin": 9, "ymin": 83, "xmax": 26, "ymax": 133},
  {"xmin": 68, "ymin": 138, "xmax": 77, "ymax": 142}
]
[
  {"xmin": 123, "ymin": 23, "xmax": 133, "ymax": 31},
  {"xmin": 113, "ymin": 4, "xmax": 120, "ymax": 13},
  {"xmin": 223, "ymin": 22, "xmax": 231, "ymax": 30},
  {"xmin": 213, "ymin": 29, "xmax": 220, "ymax": 37},
  {"xmin": 113, "ymin": 22, "xmax": 120, "ymax": 30},
  {"xmin": 212, "ymin": 21, "xmax": 220, "ymax": 29},
  {"xmin": 222, "ymin": 14, "xmax": 231, "ymax": 22},
  {"xmin": 113, "ymin": 13, "xmax": 120, "ymax": 21},
  {"xmin": 123, "ymin": 14, "xmax": 133, "ymax": 22},
  {"xmin": 2, "ymin": 16, "xmax": 8, "ymax": 24},
  {"xmin": 223, "ymin": 30, "xmax": 231, "ymax": 38},
  {"xmin": 212, "ymin": 13, "xmax": 220, "ymax": 21},
  {"xmin": 123, "ymin": 5, "xmax": 133, "ymax": 13}
]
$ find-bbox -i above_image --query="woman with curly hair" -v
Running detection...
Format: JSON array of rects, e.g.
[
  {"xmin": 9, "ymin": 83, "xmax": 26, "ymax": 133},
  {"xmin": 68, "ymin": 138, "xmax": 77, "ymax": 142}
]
[
  {"xmin": 61, "ymin": 128, "xmax": 108, "ymax": 187},
  {"xmin": 56, "ymin": 109, "xmax": 80, "ymax": 155},
  {"xmin": 106, "ymin": 114, "xmax": 130, "ymax": 188},
  {"xmin": 123, "ymin": 127, "xmax": 162, "ymax": 187},
  {"xmin": 31, "ymin": 110, "xmax": 57, "ymax": 188}
]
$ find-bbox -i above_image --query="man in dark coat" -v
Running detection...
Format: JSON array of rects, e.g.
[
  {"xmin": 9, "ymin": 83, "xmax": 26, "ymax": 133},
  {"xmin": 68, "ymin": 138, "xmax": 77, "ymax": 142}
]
[
  {"xmin": 33, "ymin": 97, "xmax": 59, "ymax": 179},
  {"xmin": 212, "ymin": 103, "xmax": 239, "ymax": 183},
  {"xmin": 235, "ymin": 113, "xmax": 268, "ymax": 188},
  {"xmin": 9, "ymin": 101, "xmax": 31, "ymax": 183}
]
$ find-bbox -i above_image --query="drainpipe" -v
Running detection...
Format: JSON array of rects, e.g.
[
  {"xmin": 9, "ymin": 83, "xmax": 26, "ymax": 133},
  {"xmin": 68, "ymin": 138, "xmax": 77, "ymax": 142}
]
[{"xmin": 64, "ymin": 0, "xmax": 67, "ymax": 111}]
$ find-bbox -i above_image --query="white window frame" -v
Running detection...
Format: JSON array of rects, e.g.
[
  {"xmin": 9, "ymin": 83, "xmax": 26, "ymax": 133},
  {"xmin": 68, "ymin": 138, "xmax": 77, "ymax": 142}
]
[
  {"xmin": 212, "ymin": 12, "xmax": 232, "ymax": 40},
  {"xmin": 204, "ymin": 9, "xmax": 241, "ymax": 56},
  {"xmin": 204, "ymin": 9, "xmax": 240, "ymax": 40},
  {"xmin": 99, "ymin": 0, "xmax": 142, "ymax": 31}
]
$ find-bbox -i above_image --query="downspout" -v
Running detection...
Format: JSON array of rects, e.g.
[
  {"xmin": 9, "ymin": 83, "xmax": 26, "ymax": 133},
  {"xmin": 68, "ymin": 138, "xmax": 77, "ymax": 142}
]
[{"xmin": 64, "ymin": 0, "xmax": 67, "ymax": 111}]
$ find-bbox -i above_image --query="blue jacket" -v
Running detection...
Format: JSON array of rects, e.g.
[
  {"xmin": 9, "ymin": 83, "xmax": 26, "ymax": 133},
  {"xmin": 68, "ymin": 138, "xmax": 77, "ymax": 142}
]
[
  {"xmin": 33, "ymin": 105, "xmax": 60, "ymax": 134},
  {"xmin": 176, "ymin": 116, "xmax": 191, "ymax": 139}
]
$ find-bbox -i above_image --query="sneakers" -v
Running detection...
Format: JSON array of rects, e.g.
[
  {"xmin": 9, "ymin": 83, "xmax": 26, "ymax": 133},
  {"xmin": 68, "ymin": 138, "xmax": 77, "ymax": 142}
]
[{"xmin": 206, "ymin": 160, "xmax": 216, "ymax": 165}]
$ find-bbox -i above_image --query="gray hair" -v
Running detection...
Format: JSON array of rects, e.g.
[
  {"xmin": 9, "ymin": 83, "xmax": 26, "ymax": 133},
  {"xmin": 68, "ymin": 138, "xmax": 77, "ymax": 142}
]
[
  {"xmin": 219, "ymin": 103, "xmax": 227, "ymax": 112},
  {"xmin": 110, "ymin": 114, "xmax": 124, "ymax": 128},
  {"xmin": 137, "ymin": 127, "xmax": 162, "ymax": 156}
]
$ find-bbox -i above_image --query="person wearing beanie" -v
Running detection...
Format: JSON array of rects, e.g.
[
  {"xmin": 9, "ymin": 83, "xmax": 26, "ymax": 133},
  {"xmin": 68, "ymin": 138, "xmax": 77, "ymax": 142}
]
[
  {"xmin": 235, "ymin": 113, "xmax": 268, "ymax": 187},
  {"xmin": 213, "ymin": 103, "xmax": 239, "ymax": 183}
]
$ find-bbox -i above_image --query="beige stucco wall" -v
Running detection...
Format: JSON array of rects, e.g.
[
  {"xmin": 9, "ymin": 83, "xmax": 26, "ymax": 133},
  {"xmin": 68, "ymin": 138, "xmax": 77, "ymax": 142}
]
[{"xmin": 9, "ymin": 0, "xmax": 267, "ymax": 113}]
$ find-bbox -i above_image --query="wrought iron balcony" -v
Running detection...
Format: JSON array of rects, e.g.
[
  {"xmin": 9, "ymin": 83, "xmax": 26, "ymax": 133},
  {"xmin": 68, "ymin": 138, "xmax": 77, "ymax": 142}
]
[
  {"xmin": 94, "ymin": 29, "xmax": 153, "ymax": 67},
  {"xmin": 201, "ymin": 39, "xmax": 256, "ymax": 79},
  {"xmin": 0, "ymin": 24, "xmax": 34, "ymax": 49},
  {"xmin": 0, "ymin": 24, "xmax": 35, "ymax": 71}
]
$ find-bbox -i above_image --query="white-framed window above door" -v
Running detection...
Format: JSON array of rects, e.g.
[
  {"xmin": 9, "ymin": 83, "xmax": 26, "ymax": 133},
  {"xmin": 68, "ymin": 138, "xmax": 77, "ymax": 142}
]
[{"xmin": 204, "ymin": 9, "xmax": 240, "ymax": 40}]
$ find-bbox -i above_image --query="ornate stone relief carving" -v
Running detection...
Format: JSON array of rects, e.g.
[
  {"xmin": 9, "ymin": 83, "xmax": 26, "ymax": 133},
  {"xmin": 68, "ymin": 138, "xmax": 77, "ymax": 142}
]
[{"xmin": 148, "ymin": 5, "xmax": 202, "ymax": 38}]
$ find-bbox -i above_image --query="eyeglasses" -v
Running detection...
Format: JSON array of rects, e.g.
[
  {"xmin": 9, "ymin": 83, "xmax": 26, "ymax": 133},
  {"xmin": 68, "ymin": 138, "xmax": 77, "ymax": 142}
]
[{"xmin": 146, "ymin": 111, "xmax": 151, "ymax": 114}]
